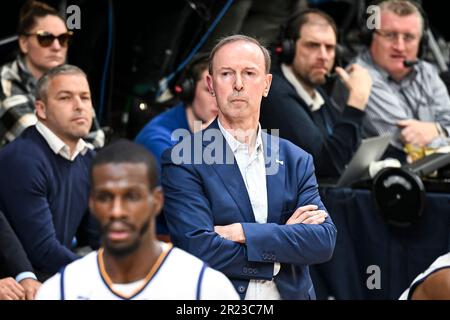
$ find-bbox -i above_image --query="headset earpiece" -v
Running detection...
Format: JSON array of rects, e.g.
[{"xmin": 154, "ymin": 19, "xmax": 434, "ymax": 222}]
[
  {"xmin": 277, "ymin": 38, "xmax": 296, "ymax": 65},
  {"xmin": 172, "ymin": 52, "xmax": 210, "ymax": 105},
  {"xmin": 276, "ymin": 11, "xmax": 302, "ymax": 65},
  {"xmin": 174, "ymin": 76, "xmax": 196, "ymax": 105}
]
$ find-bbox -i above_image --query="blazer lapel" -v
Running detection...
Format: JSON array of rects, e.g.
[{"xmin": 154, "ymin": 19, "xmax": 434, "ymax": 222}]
[
  {"xmin": 262, "ymin": 130, "xmax": 285, "ymax": 224},
  {"xmin": 204, "ymin": 120, "xmax": 255, "ymax": 223}
]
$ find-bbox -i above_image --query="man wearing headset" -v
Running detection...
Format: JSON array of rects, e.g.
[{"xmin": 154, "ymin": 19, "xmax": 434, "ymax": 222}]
[
  {"xmin": 355, "ymin": 0, "xmax": 450, "ymax": 161},
  {"xmin": 135, "ymin": 53, "xmax": 218, "ymax": 239},
  {"xmin": 260, "ymin": 9, "xmax": 372, "ymax": 177},
  {"xmin": 135, "ymin": 53, "xmax": 218, "ymax": 170}
]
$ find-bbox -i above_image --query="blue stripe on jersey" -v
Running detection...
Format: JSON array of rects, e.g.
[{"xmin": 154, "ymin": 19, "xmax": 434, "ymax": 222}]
[
  {"xmin": 196, "ymin": 263, "xmax": 207, "ymax": 300},
  {"xmin": 59, "ymin": 266, "xmax": 66, "ymax": 300}
]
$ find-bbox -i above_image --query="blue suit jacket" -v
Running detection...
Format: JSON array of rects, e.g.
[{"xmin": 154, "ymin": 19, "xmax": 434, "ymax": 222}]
[{"xmin": 161, "ymin": 120, "xmax": 337, "ymax": 299}]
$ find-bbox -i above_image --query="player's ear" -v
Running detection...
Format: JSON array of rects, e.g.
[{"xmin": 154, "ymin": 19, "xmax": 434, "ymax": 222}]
[
  {"xmin": 88, "ymin": 193, "xmax": 95, "ymax": 215},
  {"xmin": 151, "ymin": 186, "xmax": 164, "ymax": 217}
]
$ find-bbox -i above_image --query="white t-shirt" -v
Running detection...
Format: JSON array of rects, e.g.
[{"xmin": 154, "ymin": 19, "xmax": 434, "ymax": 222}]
[
  {"xmin": 399, "ymin": 252, "xmax": 450, "ymax": 300},
  {"xmin": 36, "ymin": 242, "xmax": 239, "ymax": 300}
]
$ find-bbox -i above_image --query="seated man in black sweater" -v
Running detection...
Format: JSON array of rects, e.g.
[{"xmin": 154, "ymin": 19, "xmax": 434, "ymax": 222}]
[
  {"xmin": 0, "ymin": 64, "xmax": 100, "ymax": 280},
  {"xmin": 260, "ymin": 9, "xmax": 372, "ymax": 177}
]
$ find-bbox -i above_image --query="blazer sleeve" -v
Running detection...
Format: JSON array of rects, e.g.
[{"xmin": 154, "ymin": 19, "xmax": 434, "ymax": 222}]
[
  {"xmin": 241, "ymin": 153, "xmax": 337, "ymax": 266},
  {"xmin": 0, "ymin": 210, "xmax": 34, "ymax": 278},
  {"xmin": 161, "ymin": 150, "xmax": 275, "ymax": 281}
]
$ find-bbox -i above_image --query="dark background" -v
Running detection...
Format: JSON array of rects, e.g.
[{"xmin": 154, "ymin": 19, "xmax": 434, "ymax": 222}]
[{"xmin": 1, "ymin": 0, "xmax": 448, "ymax": 141}]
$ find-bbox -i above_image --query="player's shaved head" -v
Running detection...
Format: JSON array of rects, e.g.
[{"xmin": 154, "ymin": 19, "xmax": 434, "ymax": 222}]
[{"xmin": 91, "ymin": 139, "xmax": 159, "ymax": 189}]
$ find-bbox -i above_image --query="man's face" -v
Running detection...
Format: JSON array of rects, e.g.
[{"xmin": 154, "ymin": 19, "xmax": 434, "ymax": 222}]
[
  {"xmin": 370, "ymin": 11, "xmax": 422, "ymax": 81},
  {"xmin": 191, "ymin": 70, "xmax": 218, "ymax": 124},
  {"xmin": 19, "ymin": 15, "xmax": 69, "ymax": 75},
  {"xmin": 292, "ymin": 21, "xmax": 336, "ymax": 88},
  {"xmin": 35, "ymin": 73, "xmax": 93, "ymax": 146},
  {"xmin": 90, "ymin": 163, "xmax": 163, "ymax": 257},
  {"xmin": 207, "ymin": 40, "xmax": 272, "ymax": 124}
]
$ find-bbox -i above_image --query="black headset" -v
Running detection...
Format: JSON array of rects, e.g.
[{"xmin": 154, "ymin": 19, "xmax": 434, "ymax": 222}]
[
  {"xmin": 173, "ymin": 52, "xmax": 210, "ymax": 105},
  {"xmin": 359, "ymin": 0, "xmax": 429, "ymax": 57}
]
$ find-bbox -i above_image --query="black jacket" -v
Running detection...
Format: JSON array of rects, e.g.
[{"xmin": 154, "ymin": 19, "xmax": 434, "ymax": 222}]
[
  {"xmin": 0, "ymin": 210, "xmax": 33, "ymax": 278},
  {"xmin": 260, "ymin": 67, "xmax": 365, "ymax": 177}
]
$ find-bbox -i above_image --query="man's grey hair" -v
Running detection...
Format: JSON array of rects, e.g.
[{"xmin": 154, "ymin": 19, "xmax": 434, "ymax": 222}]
[
  {"xmin": 379, "ymin": 0, "xmax": 424, "ymax": 35},
  {"xmin": 208, "ymin": 34, "xmax": 271, "ymax": 75},
  {"xmin": 35, "ymin": 64, "xmax": 88, "ymax": 101}
]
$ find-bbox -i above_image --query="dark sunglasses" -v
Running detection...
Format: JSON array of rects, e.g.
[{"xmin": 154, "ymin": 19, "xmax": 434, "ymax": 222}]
[{"xmin": 24, "ymin": 30, "xmax": 73, "ymax": 48}]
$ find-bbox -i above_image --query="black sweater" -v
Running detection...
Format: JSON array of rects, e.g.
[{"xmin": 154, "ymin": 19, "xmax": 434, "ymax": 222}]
[
  {"xmin": 0, "ymin": 127, "xmax": 99, "ymax": 276},
  {"xmin": 0, "ymin": 209, "xmax": 33, "ymax": 278}
]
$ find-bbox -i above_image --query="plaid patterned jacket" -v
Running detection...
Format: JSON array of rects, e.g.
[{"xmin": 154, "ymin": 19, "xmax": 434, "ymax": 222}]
[{"xmin": 0, "ymin": 55, "xmax": 105, "ymax": 148}]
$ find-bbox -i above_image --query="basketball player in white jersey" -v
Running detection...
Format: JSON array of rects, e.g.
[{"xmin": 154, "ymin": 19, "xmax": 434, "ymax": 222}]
[
  {"xmin": 400, "ymin": 252, "xmax": 450, "ymax": 300},
  {"xmin": 36, "ymin": 140, "xmax": 239, "ymax": 300}
]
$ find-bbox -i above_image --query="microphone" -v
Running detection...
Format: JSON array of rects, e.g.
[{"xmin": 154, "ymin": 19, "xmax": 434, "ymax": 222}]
[
  {"xmin": 403, "ymin": 59, "xmax": 419, "ymax": 68},
  {"xmin": 325, "ymin": 72, "xmax": 338, "ymax": 82}
]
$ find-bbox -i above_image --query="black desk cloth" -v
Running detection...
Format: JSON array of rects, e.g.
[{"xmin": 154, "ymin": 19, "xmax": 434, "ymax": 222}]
[{"xmin": 310, "ymin": 187, "xmax": 450, "ymax": 299}]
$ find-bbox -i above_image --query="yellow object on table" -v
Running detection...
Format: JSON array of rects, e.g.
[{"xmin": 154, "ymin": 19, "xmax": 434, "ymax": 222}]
[{"xmin": 404, "ymin": 144, "xmax": 437, "ymax": 163}]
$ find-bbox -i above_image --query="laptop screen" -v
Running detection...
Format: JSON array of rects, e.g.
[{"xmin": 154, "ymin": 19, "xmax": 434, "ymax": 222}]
[{"xmin": 319, "ymin": 135, "xmax": 391, "ymax": 188}]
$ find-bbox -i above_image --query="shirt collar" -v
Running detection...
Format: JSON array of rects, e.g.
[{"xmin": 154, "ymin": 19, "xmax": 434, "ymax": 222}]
[
  {"xmin": 218, "ymin": 118, "xmax": 263, "ymax": 155},
  {"xmin": 35, "ymin": 121, "xmax": 91, "ymax": 161},
  {"xmin": 281, "ymin": 63, "xmax": 325, "ymax": 111}
]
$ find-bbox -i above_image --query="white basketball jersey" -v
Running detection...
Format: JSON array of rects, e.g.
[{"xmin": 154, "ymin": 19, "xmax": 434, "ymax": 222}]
[
  {"xmin": 399, "ymin": 252, "xmax": 450, "ymax": 299},
  {"xmin": 36, "ymin": 242, "xmax": 239, "ymax": 300}
]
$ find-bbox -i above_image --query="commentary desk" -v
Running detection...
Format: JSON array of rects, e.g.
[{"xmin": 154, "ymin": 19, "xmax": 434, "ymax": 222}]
[{"xmin": 311, "ymin": 185, "xmax": 450, "ymax": 299}]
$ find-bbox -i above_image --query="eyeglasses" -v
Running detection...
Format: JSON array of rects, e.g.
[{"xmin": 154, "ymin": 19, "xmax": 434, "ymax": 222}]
[
  {"xmin": 24, "ymin": 30, "xmax": 73, "ymax": 48},
  {"xmin": 374, "ymin": 30, "xmax": 419, "ymax": 44}
]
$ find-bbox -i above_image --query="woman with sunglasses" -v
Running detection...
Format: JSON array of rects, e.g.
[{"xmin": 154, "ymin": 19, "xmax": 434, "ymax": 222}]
[{"xmin": 0, "ymin": 0, "xmax": 104, "ymax": 149}]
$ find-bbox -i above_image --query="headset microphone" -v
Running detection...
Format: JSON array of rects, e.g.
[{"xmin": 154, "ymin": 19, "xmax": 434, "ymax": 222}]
[
  {"xmin": 403, "ymin": 59, "xmax": 419, "ymax": 68},
  {"xmin": 325, "ymin": 72, "xmax": 338, "ymax": 82}
]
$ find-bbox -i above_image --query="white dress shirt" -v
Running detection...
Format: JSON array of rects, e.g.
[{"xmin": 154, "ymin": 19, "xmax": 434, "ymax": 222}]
[
  {"xmin": 36, "ymin": 121, "xmax": 92, "ymax": 161},
  {"xmin": 218, "ymin": 119, "xmax": 281, "ymax": 300}
]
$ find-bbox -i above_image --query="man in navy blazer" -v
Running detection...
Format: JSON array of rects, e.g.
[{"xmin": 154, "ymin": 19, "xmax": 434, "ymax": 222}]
[{"xmin": 161, "ymin": 35, "xmax": 336, "ymax": 300}]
